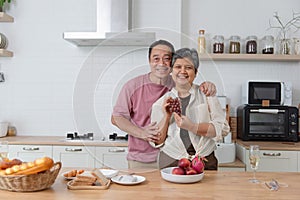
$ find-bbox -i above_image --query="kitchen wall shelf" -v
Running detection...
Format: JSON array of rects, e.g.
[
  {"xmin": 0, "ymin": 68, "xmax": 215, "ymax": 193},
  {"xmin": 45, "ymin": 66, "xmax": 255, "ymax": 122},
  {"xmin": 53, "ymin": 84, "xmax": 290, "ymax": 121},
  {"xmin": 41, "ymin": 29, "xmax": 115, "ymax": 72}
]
[
  {"xmin": 0, "ymin": 12, "xmax": 14, "ymax": 22},
  {"xmin": 0, "ymin": 49, "xmax": 13, "ymax": 57},
  {"xmin": 0, "ymin": 12, "xmax": 14, "ymax": 57},
  {"xmin": 199, "ymin": 54, "xmax": 300, "ymax": 62}
]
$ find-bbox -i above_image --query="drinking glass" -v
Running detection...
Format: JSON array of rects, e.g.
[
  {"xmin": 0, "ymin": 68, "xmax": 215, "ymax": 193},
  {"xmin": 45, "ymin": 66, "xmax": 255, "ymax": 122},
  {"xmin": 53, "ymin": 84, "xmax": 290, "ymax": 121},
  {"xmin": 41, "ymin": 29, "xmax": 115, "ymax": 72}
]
[
  {"xmin": 249, "ymin": 145, "xmax": 260, "ymax": 183},
  {"xmin": 0, "ymin": 141, "xmax": 8, "ymax": 161}
]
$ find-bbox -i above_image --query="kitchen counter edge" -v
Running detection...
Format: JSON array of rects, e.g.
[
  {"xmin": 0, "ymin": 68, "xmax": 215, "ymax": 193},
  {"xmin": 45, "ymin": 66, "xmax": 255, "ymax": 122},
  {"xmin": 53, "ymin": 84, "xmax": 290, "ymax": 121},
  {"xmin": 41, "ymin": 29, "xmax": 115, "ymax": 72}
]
[{"xmin": 0, "ymin": 136, "xmax": 128, "ymax": 147}]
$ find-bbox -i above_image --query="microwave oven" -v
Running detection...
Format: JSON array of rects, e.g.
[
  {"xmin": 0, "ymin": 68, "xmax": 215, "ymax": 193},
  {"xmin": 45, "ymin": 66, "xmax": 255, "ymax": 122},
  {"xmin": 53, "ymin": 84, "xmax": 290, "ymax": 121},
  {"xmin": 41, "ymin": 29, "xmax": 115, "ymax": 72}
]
[
  {"xmin": 242, "ymin": 81, "xmax": 292, "ymax": 106},
  {"xmin": 237, "ymin": 105, "xmax": 298, "ymax": 142}
]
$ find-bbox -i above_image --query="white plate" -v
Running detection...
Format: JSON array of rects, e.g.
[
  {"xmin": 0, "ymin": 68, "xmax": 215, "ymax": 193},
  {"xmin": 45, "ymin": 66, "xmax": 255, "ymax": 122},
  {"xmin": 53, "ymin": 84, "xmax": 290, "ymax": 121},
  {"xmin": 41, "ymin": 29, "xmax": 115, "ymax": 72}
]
[
  {"xmin": 99, "ymin": 169, "xmax": 119, "ymax": 178},
  {"xmin": 62, "ymin": 169, "xmax": 119, "ymax": 180},
  {"xmin": 111, "ymin": 175, "xmax": 146, "ymax": 185},
  {"xmin": 160, "ymin": 167, "xmax": 204, "ymax": 183}
]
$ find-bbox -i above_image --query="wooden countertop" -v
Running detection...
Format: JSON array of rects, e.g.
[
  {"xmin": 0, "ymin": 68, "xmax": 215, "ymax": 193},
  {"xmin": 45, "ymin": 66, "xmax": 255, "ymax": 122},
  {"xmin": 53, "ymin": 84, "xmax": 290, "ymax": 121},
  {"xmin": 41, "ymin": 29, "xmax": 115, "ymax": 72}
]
[
  {"xmin": 1, "ymin": 136, "xmax": 299, "ymax": 150},
  {"xmin": 0, "ymin": 136, "xmax": 128, "ymax": 147},
  {"xmin": 0, "ymin": 168, "xmax": 299, "ymax": 199},
  {"xmin": 236, "ymin": 139, "xmax": 300, "ymax": 151},
  {"xmin": 218, "ymin": 158, "xmax": 245, "ymax": 168}
]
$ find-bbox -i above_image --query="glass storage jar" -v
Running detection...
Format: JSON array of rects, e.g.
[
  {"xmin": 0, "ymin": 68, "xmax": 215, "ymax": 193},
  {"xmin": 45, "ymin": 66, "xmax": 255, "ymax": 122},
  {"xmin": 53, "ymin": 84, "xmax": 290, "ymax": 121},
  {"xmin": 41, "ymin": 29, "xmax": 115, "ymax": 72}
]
[
  {"xmin": 212, "ymin": 35, "xmax": 224, "ymax": 53},
  {"xmin": 261, "ymin": 35, "xmax": 274, "ymax": 54},
  {"xmin": 294, "ymin": 38, "xmax": 300, "ymax": 55},
  {"xmin": 229, "ymin": 35, "xmax": 241, "ymax": 54},
  {"xmin": 198, "ymin": 29, "xmax": 206, "ymax": 54},
  {"xmin": 246, "ymin": 35, "xmax": 257, "ymax": 54}
]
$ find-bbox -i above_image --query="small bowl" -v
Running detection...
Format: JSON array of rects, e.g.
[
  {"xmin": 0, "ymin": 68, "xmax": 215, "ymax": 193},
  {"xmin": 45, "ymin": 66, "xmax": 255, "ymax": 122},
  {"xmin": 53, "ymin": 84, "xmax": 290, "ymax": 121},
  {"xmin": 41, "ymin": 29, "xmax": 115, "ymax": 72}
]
[
  {"xmin": 160, "ymin": 167, "xmax": 204, "ymax": 183},
  {"xmin": 99, "ymin": 169, "xmax": 119, "ymax": 178}
]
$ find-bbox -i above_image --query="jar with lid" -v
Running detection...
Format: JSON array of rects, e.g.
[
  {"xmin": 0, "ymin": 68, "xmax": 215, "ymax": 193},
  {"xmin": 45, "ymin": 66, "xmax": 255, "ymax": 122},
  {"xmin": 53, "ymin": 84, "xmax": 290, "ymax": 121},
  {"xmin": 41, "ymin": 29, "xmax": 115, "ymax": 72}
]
[
  {"xmin": 198, "ymin": 29, "xmax": 206, "ymax": 54},
  {"xmin": 294, "ymin": 38, "xmax": 300, "ymax": 55},
  {"xmin": 229, "ymin": 35, "xmax": 241, "ymax": 54},
  {"xmin": 261, "ymin": 35, "xmax": 274, "ymax": 54},
  {"xmin": 212, "ymin": 35, "xmax": 224, "ymax": 53},
  {"xmin": 246, "ymin": 35, "xmax": 257, "ymax": 54}
]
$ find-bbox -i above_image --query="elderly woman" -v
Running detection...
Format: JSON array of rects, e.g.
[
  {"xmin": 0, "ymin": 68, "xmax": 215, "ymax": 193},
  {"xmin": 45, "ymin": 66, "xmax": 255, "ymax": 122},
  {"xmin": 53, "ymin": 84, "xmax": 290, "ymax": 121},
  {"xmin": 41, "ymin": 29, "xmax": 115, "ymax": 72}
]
[{"xmin": 150, "ymin": 48, "xmax": 230, "ymax": 170}]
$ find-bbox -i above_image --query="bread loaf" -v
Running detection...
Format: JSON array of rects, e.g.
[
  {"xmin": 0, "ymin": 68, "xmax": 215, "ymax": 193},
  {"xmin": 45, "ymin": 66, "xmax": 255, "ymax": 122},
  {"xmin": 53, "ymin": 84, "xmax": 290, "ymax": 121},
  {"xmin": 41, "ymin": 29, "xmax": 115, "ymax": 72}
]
[
  {"xmin": 91, "ymin": 168, "xmax": 109, "ymax": 186},
  {"xmin": 0, "ymin": 157, "xmax": 54, "ymax": 176},
  {"xmin": 0, "ymin": 158, "xmax": 22, "ymax": 170},
  {"xmin": 63, "ymin": 169, "xmax": 84, "ymax": 178},
  {"xmin": 75, "ymin": 175, "xmax": 97, "ymax": 183}
]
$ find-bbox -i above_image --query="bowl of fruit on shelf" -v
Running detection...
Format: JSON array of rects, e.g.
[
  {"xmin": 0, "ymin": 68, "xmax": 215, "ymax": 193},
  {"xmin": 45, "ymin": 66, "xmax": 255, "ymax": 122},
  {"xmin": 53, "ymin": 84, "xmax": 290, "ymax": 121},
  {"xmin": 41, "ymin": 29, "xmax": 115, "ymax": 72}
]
[{"xmin": 160, "ymin": 156, "xmax": 205, "ymax": 183}]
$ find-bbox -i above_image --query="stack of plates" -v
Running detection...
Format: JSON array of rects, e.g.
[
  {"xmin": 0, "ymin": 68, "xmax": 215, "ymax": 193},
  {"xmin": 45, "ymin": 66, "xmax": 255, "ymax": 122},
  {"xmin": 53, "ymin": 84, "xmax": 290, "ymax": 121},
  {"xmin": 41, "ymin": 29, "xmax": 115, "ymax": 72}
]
[{"xmin": 0, "ymin": 33, "xmax": 8, "ymax": 49}]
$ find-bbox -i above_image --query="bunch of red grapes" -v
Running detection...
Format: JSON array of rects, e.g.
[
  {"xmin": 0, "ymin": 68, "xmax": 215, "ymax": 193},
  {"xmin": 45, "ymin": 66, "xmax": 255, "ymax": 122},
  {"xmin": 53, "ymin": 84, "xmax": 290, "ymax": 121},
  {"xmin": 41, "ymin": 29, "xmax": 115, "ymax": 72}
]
[{"xmin": 166, "ymin": 97, "xmax": 181, "ymax": 116}]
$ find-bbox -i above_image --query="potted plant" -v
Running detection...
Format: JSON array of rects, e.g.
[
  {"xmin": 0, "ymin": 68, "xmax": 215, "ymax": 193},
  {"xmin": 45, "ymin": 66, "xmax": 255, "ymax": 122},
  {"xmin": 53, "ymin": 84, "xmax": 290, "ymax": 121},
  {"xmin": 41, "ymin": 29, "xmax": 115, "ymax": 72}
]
[{"xmin": 0, "ymin": 0, "xmax": 11, "ymax": 12}]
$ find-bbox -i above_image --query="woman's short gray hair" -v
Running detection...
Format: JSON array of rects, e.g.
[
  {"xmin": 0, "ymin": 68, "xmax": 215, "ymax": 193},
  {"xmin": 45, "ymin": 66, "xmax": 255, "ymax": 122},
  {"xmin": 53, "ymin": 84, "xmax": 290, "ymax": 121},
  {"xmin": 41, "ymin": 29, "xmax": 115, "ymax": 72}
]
[{"xmin": 171, "ymin": 48, "xmax": 199, "ymax": 74}]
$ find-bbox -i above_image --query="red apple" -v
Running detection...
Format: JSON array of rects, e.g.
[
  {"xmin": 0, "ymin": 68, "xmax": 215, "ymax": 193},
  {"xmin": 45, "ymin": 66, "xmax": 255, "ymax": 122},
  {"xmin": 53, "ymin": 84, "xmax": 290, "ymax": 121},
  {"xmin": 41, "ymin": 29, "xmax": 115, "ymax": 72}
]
[
  {"xmin": 178, "ymin": 158, "xmax": 191, "ymax": 169},
  {"xmin": 185, "ymin": 167, "xmax": 197, "ymax": 175},
  {"xmin": 172, "ymin": 167, "xmax": 185, "ymax": 175}
]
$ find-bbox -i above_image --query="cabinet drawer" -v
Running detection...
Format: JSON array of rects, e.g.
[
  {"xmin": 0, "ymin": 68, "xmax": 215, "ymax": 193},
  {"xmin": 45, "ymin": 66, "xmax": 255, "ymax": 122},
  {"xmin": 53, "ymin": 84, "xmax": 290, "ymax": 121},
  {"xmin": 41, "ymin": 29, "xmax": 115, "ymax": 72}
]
[
  {"xmin": 53, "ymin": 146, "xmax": 95, "ymax": 168},
  {"xmin": 9, "ymin": 145, "xmax": 53, "ymax": 162},
  {"xmin": 95, "ymin": 147, "xmax": 128, "ymax": 170},
  {"xmin": 247, "ymin": 150, "xmax": 298, "ymax": 172}
]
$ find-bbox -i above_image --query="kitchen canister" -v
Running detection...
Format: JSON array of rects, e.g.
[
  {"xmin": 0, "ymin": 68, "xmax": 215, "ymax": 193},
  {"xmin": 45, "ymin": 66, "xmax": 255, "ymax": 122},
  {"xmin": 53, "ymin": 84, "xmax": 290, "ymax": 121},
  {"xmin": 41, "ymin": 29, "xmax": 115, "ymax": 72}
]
[
  {"xmin": 229, "ymin": 35, "xmax": 241, "ymax": 54},
  {"xmin": 261, "ymin": 35, "xmax": 274, "ymax": 54},
  {"xmin": 294, "ymin": 38, "xmax": 300, "ymax": 55},
  {"xmin": 198, "ymin": 29, "xmax": 206, "ymax": 54},
  {"xmin": 0, "ymin": 122, "xmax": 8, "ymax": 137},
  {"xmin": 245, "ymin": 35, "xmax": 257, "ymax": 54},
  {"xmin": 212, "ymin": 35, "xmax": 224, "ymax": 53}
]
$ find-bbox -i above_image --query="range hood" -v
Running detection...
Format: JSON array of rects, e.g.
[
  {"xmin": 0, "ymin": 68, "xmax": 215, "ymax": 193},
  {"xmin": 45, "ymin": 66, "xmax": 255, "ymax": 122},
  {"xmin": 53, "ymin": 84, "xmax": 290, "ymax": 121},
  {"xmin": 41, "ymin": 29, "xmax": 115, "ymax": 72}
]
[{"xmin": 63, "ymin": 0, "xmax": 156, "ymax": 46}]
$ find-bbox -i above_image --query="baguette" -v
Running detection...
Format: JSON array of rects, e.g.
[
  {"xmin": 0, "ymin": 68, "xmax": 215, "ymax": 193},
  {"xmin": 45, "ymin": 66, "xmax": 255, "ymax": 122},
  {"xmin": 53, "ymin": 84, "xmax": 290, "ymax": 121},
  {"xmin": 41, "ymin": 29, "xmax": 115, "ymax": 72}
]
[{"xmin": 2, "ymin": 157, "xmax": 54, "ymax": 176}]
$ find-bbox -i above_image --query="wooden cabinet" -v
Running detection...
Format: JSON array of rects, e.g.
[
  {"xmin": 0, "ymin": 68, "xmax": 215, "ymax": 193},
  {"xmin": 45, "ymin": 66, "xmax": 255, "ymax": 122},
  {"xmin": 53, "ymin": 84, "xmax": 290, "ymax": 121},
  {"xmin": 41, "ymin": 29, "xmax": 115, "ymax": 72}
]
[
  {"xmin": 95, "ymin": 147, "xmax": 128, "ymax": 170},
  {"xmin": 52, "ymin": 145, "xmax": 95, "ymax": 168},
  {"xmin": 236, "ymin": 143, "xmax": 298, "ymax": 172},
  {"xmin": 0, "ymin": 12, "xmax": 13, "ymax": 57},
  {"xmin": 258, "ymin": 150, "xmax": 298, "ymax": 172},
  {"xmin": 8, "ymin": 144, "xmax": 53, "ymax": 162}
]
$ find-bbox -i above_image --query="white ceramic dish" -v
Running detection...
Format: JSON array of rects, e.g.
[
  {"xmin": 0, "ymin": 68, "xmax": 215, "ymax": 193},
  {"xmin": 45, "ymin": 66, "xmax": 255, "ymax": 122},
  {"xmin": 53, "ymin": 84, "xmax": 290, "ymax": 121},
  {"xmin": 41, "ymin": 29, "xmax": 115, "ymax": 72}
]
[
  {"xmin": 100, "ymin": 169, "xmax": 119, "ymax": 178},
  {"xmin": 62, "ymin": 169, "xmax": 119, "ymax": 180},
  {"xmin": 111, "ymin": 175, "xmax": 146, "ymax": 185},
  {"xmin": 160, "ymin": 167, "xmax": 204, "ymax": 183}
]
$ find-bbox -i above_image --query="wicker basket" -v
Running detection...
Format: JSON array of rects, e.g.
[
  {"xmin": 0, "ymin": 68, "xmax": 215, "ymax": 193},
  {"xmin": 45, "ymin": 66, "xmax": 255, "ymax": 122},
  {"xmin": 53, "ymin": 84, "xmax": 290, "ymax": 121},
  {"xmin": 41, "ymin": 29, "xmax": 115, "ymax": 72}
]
[{"xmin": 0, "ymin": 162, "xmax": 61, "ymax": 192}]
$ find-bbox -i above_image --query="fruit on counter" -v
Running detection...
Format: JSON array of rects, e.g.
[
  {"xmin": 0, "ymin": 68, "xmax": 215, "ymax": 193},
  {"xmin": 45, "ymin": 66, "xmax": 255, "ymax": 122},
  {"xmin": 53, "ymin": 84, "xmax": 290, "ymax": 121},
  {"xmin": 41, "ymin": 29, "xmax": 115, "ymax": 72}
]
[
  {"xmin": 185, "ymin": 167, "xmax": 197, "ymax": 175},
  {"xmin": 191, "ymin": 155, "xmax": 206, "ymax": 174},
  {"xmin": 172, "ymin": 167, "xmax": 185, "ymax": 175},
  {"xmin": 171, "ymin": 155, "xmax": 205, "ymax": 175},
  {"xmin": 63, "ymin": 169, "xmax": 85, "ymax": 178},
  {"xmin": 0, "ymin": 157, "xmax": 54, "ymax": 176},
  {"xmin": 178, "ymin": 158, "xmax": 191, "ymax": 169},
  {"xmin": 0, "ymin": 158, "xmax": 23, "ymax": 170}
]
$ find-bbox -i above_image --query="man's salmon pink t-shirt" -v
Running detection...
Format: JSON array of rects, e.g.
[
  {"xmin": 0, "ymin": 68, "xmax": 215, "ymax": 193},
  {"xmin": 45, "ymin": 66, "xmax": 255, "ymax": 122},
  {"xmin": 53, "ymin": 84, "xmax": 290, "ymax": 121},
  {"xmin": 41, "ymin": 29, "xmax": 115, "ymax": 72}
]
[{"xmin": 112, "ymin": 73, "xmax": 174, "ymax": 163}]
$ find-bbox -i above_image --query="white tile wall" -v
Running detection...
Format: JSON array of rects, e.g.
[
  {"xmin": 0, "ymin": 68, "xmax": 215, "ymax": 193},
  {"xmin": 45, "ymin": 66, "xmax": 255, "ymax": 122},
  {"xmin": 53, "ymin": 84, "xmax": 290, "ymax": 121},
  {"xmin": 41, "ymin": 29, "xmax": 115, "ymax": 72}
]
[{"xmin": 0, "ymin": 0, "xmax": 299, "ymax": 138}]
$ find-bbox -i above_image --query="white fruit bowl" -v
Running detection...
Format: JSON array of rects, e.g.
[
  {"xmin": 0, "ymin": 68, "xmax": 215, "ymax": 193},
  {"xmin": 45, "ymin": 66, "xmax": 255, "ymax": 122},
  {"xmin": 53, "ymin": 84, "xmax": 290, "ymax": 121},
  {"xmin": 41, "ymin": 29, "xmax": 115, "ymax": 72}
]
[{"xmin": 160, "ymin": 167, "xmax": 204, "ymax": 183}]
